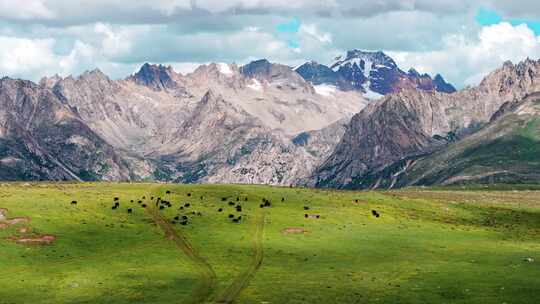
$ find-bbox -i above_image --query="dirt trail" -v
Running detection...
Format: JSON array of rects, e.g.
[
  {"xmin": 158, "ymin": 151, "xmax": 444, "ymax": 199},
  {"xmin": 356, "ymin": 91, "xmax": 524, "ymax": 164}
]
[
  {"xmin": 214, "ymin": 212, "xmax": 266, "ymax": 304},
  {"xmin": 147, "ymin": 205, "xmax": 217, "ymax": 304}
]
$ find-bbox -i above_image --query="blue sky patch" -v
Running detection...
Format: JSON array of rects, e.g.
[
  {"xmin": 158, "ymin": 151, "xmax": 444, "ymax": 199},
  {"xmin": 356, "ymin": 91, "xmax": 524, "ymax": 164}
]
[
  {"xmin": 475, "ymin": 7, "xmax": 502, "ymax": 26},
  {"xmin": 476, "ymin": 7, "xmax": 540, "ymax": 35},
  {"xmin": 276, "ymin": 18, "xmax": 301, "ymax": 33}
]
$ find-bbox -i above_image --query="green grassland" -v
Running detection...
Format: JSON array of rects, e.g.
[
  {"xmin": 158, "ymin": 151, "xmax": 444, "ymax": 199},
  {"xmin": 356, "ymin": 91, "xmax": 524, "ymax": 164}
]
[{"xmin": 0, "ymin": 183, "xmax": 539, "ymax": 304}]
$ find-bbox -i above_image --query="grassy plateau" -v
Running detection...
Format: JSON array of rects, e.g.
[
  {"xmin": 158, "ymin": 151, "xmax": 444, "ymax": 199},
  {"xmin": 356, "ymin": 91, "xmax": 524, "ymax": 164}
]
[{"xmin": 0, "ymin": 183, "xmax": 539, "ymax": 304}]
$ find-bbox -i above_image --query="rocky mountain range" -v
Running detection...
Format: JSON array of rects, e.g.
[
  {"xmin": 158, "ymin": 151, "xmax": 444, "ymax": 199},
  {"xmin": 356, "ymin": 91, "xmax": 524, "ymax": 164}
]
[
  {"xmin": 295, "ymin": 50, "xmax": 456, "ymax": 99},
  {"xmin": 1, "ymin": 51, "xmax": 539, "ymax": 188},
  {"xmin": 312, "ymin": 59, "xmax": 540, "ymax": 189}
]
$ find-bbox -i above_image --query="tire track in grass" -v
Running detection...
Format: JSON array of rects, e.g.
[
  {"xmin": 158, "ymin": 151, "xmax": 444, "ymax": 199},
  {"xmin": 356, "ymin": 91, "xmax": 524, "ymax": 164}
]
[
  {"xmin": 147, "ymin": 205, "xmax": 217, "ymax": 304},
  {"xmin": 214, "ymin": 212, "xmax": 266, "ymax": 303}
]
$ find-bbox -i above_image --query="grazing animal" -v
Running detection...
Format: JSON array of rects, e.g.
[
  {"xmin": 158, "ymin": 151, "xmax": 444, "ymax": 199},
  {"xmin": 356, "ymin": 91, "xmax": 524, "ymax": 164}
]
[
  {"xmin": 316, "ymin": 215, "xmax": 320, "ymax": 219},
  {"xmin": 236, "ymin": 197, "xmax": 240, "ymax": 202},
  {"xmin": 264, "ymin": 201, "xmax": 271, "ymax": 207},
  {"xmin": 355, "ymin": 199, "xmax": 359, "ymax": 203},
  {"xmin": 228, "ymin": 202, "xmax": 235, "ymax": 206},
  {"xmin": 142, "ymin": 204, "xmax": 147, "ymax": 208},
  {"xmin": 181, "ymin": 221, "xmax": 188, "ymax": 226},
  {"xmin": 138, "ymin": 200, "xmax": 142, "ymax": 204},
  {"xmin": 174, "ymin": 216, "xmax": 180, "ymax": 220},
  {"xmin": 182, "ymin": 215, "xmax": 188, "ymax": 220},
  {"xmin": 184, "ymin": 203, "xmax": 190, "ymax": 208},
  {"xmin": 238, "ymin": 216, "xmax": 242, "ymax": 220},
  {"xmin": 151, "ymin": 196, "xmax": 154, "ymax": 200},
  {"xmin": 114, "ymin": 197, "xmax": 119, "ymax": 201},
  {"xmin": 200, "ymin": 196, "xmax": 204, "ymax": 200},
  {"xmin": 244, "ymin": 197, "xmax": 248, "ymax": 201},
  {"xmin": 71, "ymin": 201, "xmax": 77, "ymax": 205},
  {"xmin": 142, "ymin": 196, "xmax": 146, "ymax": 199},
  {"xmin": 236, "ymin": 206, "xmax": 242, "ymax": 212},
  {"xmin": 180, "ymin": 207, "xmax": 184, "ymax": 210},
  {"xmin": 218, "ymin": 208, "xmax": 223, "ymax": 212},
  {"xmin": 304, "ymin": 214, "xmax": 308, "ymax": 218},
  {"xmin": 166, "ymin": 190, "xmax": 171, "ymax": 194},
  {"xmin": 159, "ymin": 206, "xmax": 165, "ymax": 210},
  {"xmin": 127, "ymin": 209, "xmax": 132, "ymax": 213},
  {"xmin": 221, "ymin": 197, "xmax": 227, "ymax": 201},
  {"xmin": 187, "ymin": 193, "xmax": 191, "ymax": 197},
  {"xmin": 371, "ymin": 210, "xmax": 380, "ymax": 218},
  {"xmin": 228, "ymin": 214, "xmax": 234, "ymax": 218},
  {"xmin": 130, "ymin": 200, "xmax": 134, "ymax": 203},
  {"xmin": 281, "ymin": 197, "xmax": 285, "ymax": 202},
  {"xmin": 260, "ymin": 204, "xmax": 264, "ymax": 208},
  {"xmin": 232, "ymin": 218, "xmax": 239, "ymax": 223},
  {"xmin": 304, "ymin": 206, "xmax": 310, "ymax": 210}
]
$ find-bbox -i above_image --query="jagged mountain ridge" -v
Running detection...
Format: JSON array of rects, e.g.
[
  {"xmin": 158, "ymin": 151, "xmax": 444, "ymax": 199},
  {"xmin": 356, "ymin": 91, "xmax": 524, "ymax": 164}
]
[
  {"xmin": 296, "ymin": 50, "xmax": 456, "ymax": 98},
  {"xmin": 28, "ymin": 59, "xmax": 367, "ymax": 183},
  {"xmin": 313, "ymin": 58, "xmax": 540, "ymax": 189}
]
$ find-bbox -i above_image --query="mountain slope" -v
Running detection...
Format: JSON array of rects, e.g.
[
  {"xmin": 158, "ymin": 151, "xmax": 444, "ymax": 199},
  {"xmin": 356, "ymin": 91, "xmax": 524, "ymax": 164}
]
[
  {"xmin": 0, "ymin": 78, "xmax": 130, "ymax": 181},
  {"xmin": 392, "ymin": 93, "xmax": 540, "ymax": 186},
  {"xmin": 313, "ymin": 58, "xmax": 540, "ymax": 189}
]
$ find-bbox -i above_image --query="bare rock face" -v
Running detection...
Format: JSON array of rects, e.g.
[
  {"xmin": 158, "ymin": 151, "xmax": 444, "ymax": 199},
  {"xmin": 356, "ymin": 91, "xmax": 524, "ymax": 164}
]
[
  {"xmin": 0, "ymin": 78, "xmax": 130, "ymax": 181},
  {"xmin": 21, "ymin": 60, "xmax": 366, "ymax": 185},
  {"xmin": 313, "ymin": 58, "xmax": 540, "ymax": 188}
]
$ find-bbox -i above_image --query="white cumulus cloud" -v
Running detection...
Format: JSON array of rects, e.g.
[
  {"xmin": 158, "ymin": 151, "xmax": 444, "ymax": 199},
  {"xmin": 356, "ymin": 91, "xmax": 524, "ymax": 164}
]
[{"xmin": 389, "ymin": 22, "xmax": 540, "ymax": 87}]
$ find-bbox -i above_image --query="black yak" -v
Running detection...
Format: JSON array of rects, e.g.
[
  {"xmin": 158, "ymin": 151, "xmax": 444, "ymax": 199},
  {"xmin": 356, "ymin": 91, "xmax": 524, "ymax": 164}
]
[
  {"xmin": 127, "ymin": 209, "xmax": 133, "ymax": 213},
  {"xmin": 166, "ymin": 190, "xmax": 171, "ymax": 194},
  {"xmin": 228, "ymin": 202, "xmax": 235, "ymax": 206},
  {"xmin": 218, "ymin": 208, "xmax": 223, "ymax": 212},
  {"xmin": 142, "ymin": 204, "xmax": 147, "ymax": 208},
  {"xmin": 228, "ymin": 214, "xmax": 234, "ymax": 218},
  {"xmin": 71, "ymin": 201, "xmax": 77, "ymax": 205},
  {"xmin": 304, "ymin": 206, "xmax": 310, "ymax": 210}
]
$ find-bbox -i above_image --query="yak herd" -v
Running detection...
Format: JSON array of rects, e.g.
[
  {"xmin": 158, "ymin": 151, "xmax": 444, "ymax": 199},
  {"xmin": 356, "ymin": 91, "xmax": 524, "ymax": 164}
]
[{"xmin": 69, "ymin": 190, "xmax": 381, "ymax": 229}]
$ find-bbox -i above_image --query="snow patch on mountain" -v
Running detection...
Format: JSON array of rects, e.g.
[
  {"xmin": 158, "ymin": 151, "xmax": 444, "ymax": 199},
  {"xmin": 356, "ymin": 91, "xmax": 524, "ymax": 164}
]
[
  {"xmin": 218, "ymin": 63, "xmax": 233, "ymax": 76},
  {"xmin": 314, "ymin": 84, "xmax": 337, "ymax": 97},
  {"xmin": 247, "ymin": 78, "xmax": 263, "ymax": 91}
]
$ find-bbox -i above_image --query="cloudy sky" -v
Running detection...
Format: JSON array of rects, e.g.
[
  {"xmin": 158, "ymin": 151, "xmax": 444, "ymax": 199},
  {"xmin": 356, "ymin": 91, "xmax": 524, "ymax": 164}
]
[{"xmin": 1, "ymin": 0, "xmax": 540, "ymax": 88}]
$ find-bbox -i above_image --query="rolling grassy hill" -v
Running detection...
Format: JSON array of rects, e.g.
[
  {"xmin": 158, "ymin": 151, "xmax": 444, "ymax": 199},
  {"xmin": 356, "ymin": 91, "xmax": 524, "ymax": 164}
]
[{"xmin": 0, "ymin": 183, "xmax": 539, "ymax": 304}]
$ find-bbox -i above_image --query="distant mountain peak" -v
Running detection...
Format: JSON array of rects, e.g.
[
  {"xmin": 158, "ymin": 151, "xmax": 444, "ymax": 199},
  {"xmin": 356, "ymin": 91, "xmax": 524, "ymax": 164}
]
[
  {"xmin": 296, "ymin": 49, "xmax": 457, "ymax": 95},
  {"xmin": 130, "ymin": 63, "xmax": 176, "ymax": 91}
]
